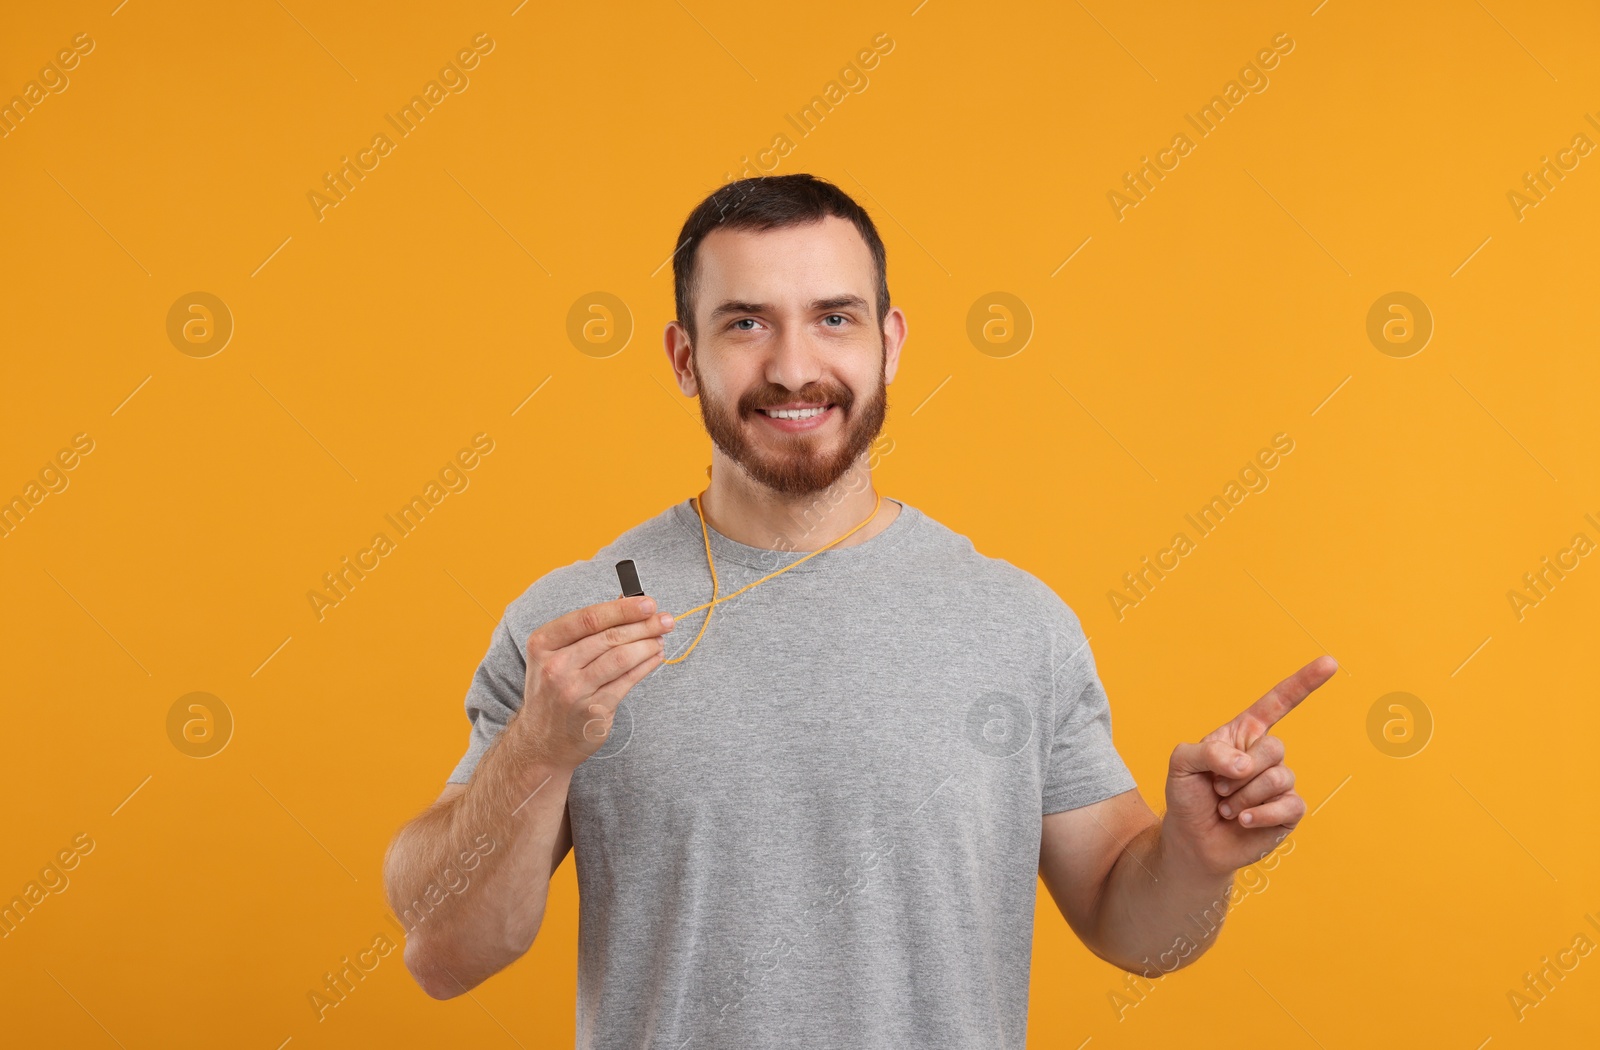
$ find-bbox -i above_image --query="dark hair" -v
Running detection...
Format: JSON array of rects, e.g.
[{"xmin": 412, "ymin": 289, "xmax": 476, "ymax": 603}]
[{"xmin": 671, "ymin": 173, "xmax": 890, "ymax": 345}]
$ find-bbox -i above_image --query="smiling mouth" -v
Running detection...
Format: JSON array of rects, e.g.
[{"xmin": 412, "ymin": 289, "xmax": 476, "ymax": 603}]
[{"xmin": 756, "ymin": 405, "xmax": 834, "ymax": 420}]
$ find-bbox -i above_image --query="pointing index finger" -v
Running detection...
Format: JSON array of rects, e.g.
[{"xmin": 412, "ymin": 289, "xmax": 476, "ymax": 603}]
[{"xmin": 1231, "ymin": 655, "xmax": 1338, "ymax": 747}]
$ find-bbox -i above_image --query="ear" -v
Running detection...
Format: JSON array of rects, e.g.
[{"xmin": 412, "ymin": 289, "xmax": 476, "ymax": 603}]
[
  {"xmin": 663, "ymin": 321, "xmax": 698, "ymax": 396},
  {"xmin": 881, "ymin": 306, "xmax": 908, "ymax": 384}
]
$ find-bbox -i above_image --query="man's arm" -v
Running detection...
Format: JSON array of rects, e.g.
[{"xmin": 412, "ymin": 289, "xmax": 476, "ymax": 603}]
[
  {"xmin": 1039, "ymin": 656, "xmax": 1336, "ymax": 976},
  {"xmin": 382, "ymin": 728, "xmax": 575, "ymax": 999},
  {"xmin": 1039, "ymin": 784, "xmax": 1251, "ymax": 978},
  {"xmin": 383, "ymin": 593, "xmax": 675, "ymax": 999}
]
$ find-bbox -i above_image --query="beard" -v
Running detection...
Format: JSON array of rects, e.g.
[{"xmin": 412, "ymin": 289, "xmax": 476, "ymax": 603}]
[{"xmin": 690, "ymin": 340, "xmax": 889, "ymax": 498}]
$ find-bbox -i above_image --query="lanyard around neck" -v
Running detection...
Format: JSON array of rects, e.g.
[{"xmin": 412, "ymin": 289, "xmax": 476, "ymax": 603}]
[{"xmin": 663, "ymin": 488, "xmax": 885, "ymax": 665}]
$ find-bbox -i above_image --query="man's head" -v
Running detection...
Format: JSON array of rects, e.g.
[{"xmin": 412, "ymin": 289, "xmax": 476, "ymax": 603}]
[{"xmin": 664, "ymin": 174, "xmax": 907, "ymax": 498}]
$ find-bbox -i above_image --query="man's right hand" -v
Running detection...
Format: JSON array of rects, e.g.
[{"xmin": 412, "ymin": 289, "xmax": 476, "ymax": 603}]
[{"xmin": 507, "ymin": 595, "xmax": 675, "ymax": 772}]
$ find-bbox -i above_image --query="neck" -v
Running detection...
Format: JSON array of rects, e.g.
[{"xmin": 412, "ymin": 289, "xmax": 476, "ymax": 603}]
[{"xmin": 698, "ymin": 453, "xmax": 901, "ymax": 553}]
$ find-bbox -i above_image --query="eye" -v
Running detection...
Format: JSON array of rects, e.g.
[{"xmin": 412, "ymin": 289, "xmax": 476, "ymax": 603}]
[
  {"xmin": 731, "ymin": 318, "xmax": 760, "ymax": 331},
  {"xmin": 822, "ymin": 314, "xmax": 849, "ymax": 327}
]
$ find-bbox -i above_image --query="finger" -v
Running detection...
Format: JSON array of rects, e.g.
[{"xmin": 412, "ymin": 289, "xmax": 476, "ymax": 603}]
[
  {"xmin": 1227, "ymin": 655, "xmax": 1338, "ymax": 747},
  {"xmin": 576, "ymin": 641, "xmax": 669, "ymax": 744},
  {"xmin": 588, "ymin": 644, "xmax": 667, "ymax": 710},
  {"xmin": 1235, "ymin": 791, "xmax": 1306, "ymax": 830},
  {"xmin": 1212, "ymin": 735, "xmax": 1286, "ymax": 796},
  {"xmin": 574, "ymin": 636, "xmax": 665, "ymax": 698},
  {"xmin": 531, "ymin": 596, "xmax": 660, "ymax": 655},
  {"xmin": 566, "ymin": 607, "xmax": 675, "ymax": 671},
  {"xmin": 1217, "ymin": 764, "xmax": 1294, "ymax": 819},
  {"xmin": 566, "ymin": 645, "xmax": 667, "ymax": 746},
  {"xmin": 1169, "ymin": 739, "xmax": 1252, "ymax": 779}
]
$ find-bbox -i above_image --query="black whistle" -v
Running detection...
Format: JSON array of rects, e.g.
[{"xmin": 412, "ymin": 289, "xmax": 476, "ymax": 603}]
[{"xmin": 615, "ymin": 559, "xmax": 644, "ymax": 598}]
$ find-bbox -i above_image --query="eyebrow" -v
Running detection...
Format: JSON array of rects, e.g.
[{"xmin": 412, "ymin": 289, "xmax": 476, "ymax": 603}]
[{"xmin": 707, "ymin": 294, "xmax": 871, "ymax": 322}]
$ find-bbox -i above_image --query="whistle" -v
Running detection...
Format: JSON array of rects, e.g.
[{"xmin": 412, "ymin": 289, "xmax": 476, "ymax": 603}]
[{"xmin": 615, "ymin": 559, "xmax": 645, "ymax": 598}]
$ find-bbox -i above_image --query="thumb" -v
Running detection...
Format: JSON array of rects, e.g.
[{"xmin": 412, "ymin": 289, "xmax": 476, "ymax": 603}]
[{"xmin": 1169, "ymin": 739, "xmax": 1252, "ymax": 779}]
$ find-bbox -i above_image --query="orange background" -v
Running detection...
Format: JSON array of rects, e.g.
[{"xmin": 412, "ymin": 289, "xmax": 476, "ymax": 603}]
[{"xmin": 3, "ymin": 1, "xmax": 1597, "ymax": 1047}]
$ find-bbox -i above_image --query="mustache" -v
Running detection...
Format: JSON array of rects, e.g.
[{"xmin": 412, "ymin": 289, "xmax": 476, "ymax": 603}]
[{"xmin": 741, "ymin": 384, "xmax": 854, "ymax": 413}]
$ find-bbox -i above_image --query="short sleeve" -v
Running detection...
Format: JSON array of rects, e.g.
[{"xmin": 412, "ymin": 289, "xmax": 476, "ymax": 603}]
[
  {"xmin": 445, "ymin": 615, "xmax": 528, "ymax": 786},
  {"xmin": 1041, "ymin": 610, "xmax": 1137, "ymax": 815}
]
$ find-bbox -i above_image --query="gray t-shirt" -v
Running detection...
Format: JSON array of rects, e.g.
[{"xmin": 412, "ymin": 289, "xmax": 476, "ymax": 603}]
[{"xmin": 446, "ymin": 496, "xmax": 1137, "ymax": 1049}]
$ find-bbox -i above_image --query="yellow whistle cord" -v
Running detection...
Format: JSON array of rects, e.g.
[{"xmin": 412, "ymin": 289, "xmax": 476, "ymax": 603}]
[{"xmin": 663, "ymin": 487, "xmax": 884, "ymax": 665}]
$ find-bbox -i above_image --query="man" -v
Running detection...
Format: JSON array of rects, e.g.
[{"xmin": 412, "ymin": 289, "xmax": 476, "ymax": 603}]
[{"xmin": 382, "ymin": 173, "xmax": 1336, "ymax": 1047}]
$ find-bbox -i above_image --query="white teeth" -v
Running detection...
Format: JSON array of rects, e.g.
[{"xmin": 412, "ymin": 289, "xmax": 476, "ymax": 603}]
[{"xmin": 764, "ymin": 406, "xmax": 826, "ymax": 420}]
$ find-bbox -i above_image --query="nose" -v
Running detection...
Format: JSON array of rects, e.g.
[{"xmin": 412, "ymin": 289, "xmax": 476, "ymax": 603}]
[{"xmin": 764, "ymin": 322, "xmax": 824, "ymax": 394}]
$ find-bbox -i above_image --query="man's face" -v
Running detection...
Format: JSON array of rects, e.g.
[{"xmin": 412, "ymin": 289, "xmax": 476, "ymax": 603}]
[{"xmin": 669, "ymin": 216, "xmax": 905, "ymax": 497}]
